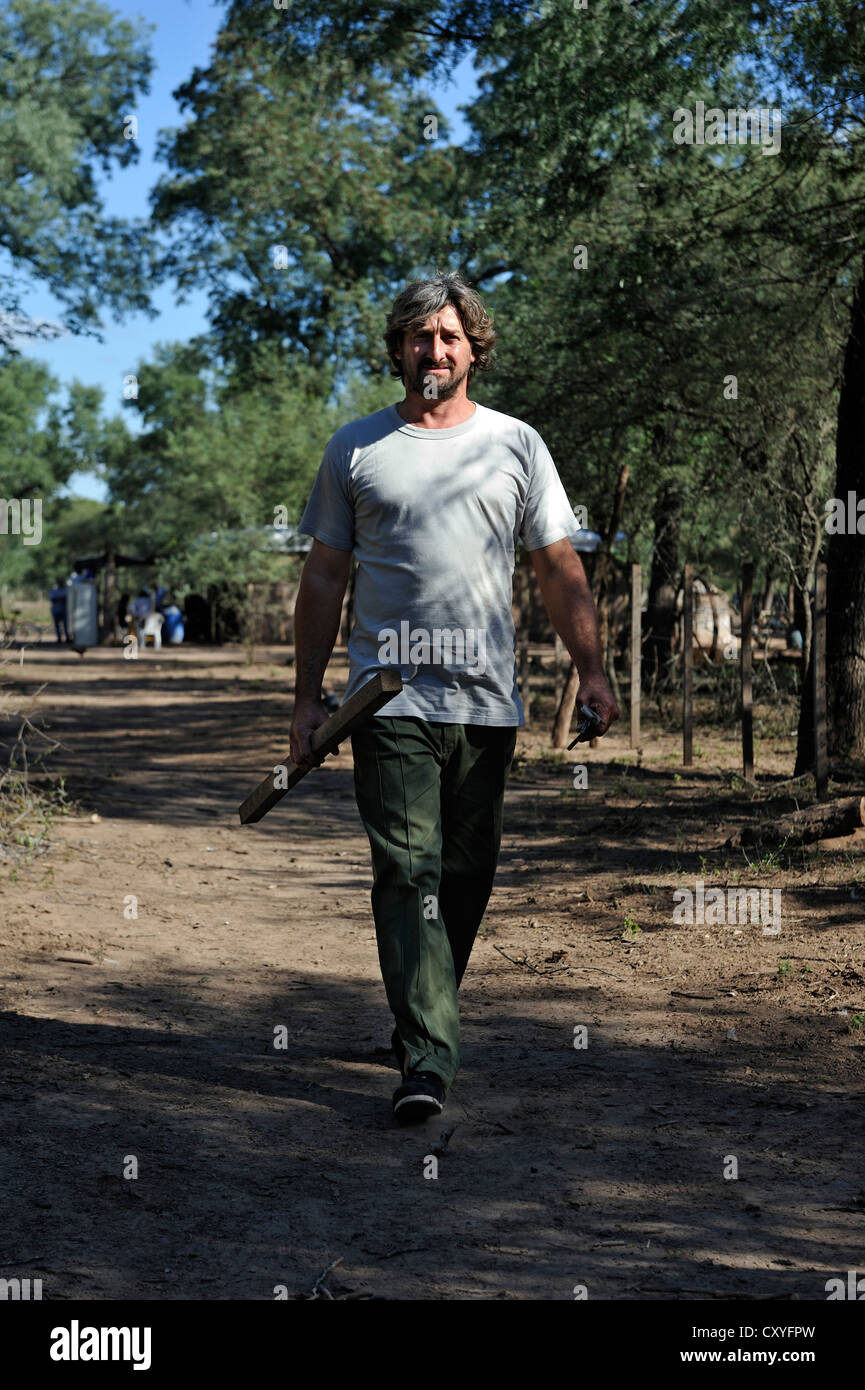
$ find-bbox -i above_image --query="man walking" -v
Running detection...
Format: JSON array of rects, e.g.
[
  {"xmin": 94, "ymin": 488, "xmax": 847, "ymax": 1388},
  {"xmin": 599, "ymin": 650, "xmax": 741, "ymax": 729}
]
[{"xmin": 290, "ymin": 272, "xmax": 618, "ymax": 1124}]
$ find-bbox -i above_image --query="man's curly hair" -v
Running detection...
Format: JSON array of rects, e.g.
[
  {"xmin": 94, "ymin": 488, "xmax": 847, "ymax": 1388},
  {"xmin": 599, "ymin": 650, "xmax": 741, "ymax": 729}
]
[{"xmin": 384, "ymin": 272, "xmax": 495, "ymax": 385}]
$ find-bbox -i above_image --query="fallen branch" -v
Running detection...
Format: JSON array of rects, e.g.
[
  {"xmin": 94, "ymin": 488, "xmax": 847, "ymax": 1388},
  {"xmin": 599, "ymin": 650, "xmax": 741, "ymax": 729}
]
[
  {"xmin": 492, "ymin": 945, "xmax": 624, "ymax": 982},
  {"xmin": 304, "ymin": 1257, "xmax": 343, "ymax": 1301},
  {"xmin": 726, "ymin": 795, "xmax": 865, "ymax": 848},
  {"xmin": 430, "ymin": 1125, "xmax": 457, "ymax": 1158},
  {"xmin": 493, "ymin": 945, "xmax": 569, "ymax": 976}
]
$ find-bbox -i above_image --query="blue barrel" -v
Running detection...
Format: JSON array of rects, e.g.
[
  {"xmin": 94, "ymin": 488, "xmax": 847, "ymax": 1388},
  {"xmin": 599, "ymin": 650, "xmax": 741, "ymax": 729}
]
[{"xmin": 162, "ymin": 605, "xmax": 185, "ymax": 644}]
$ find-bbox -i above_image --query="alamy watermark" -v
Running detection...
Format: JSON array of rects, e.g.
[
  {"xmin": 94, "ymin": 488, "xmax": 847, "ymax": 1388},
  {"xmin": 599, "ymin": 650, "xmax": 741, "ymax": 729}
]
[
  {"xmin": 825, "ymin": 492, "xmax": 865, "ymax": 534},
  {"xmin": 378, "ymin": 621, "xmax": 487, "ymax": 676},
  {"xmin": 0, "ymin": 1276, "xmax": 42, "ymax": 1300},
  {"xmin": 673, "ymin": 102, "xmax": 782, "ymax": 156},
  {"xmin": 50, "ymin": 1322, "xmax": 151, "ymax": 1370},
  {"xmin": 672, "ymin": 879, "xmax": 781, "ymax": 931},
  {"xmin": 826, "ymin": 1270, "xmax": 865, "ymax": 1299},
  {"xmin": 0, "ymin": 497, "xmax": 42, "ymax": 545}
]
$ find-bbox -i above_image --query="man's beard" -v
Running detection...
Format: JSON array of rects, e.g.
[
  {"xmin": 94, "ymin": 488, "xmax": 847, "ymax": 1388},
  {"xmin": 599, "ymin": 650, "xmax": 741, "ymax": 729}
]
[{"xmin": 411, "ymin": 360, "xmax": 469, "ymax": 400}]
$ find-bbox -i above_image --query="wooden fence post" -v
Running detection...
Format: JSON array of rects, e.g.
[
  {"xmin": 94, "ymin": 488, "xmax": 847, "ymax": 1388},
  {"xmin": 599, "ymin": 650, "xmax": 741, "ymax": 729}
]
[
  {"xmin": 683, "ymin": 563, "xmax": 693, "ymax": 766},
  {"xmin": 741, "ymin": 561, "xmax": 754, "ymax": 781},
  {"xmin": 630, "ymin": 562, "xmax": 641, "ymax": 749},
  {"xmin": 814, "ymin": 561, "xmax": 828, "ymax": 801}
]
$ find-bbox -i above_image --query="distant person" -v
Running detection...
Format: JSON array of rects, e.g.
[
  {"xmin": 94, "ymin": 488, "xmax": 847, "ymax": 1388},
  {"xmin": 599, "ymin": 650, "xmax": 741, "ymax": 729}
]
[
  {"xmin": 130, "ymin": 588, "xmax": 154, "ymax": 647},
  {"xmin": 49, "ymin": 578, "xmax": 69, "ymax": 644},
  {"xmin": 130, "ymin": 589, "xmax": 152, "ymax": 623}
]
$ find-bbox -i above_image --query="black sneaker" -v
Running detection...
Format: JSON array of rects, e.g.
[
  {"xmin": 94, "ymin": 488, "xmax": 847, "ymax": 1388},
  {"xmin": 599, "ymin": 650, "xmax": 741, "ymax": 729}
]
[
  {"xmin": 392, "ymin": 1071, "xmax": 445, "ymax": 1124},
  {"xmin": 391, "ymin": 1027, "xmax": 407, "ymax": 1077}
]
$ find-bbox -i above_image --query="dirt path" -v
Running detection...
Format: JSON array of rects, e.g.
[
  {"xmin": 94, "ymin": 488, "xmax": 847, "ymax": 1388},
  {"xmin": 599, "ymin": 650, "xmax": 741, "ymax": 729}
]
[{"xmin": 1, "ymin": 645, "xmax": 863, "ymax": 1300}]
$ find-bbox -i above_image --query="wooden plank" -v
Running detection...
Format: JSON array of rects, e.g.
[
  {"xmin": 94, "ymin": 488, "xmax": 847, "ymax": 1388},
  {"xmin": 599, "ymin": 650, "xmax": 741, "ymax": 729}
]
[
  {"xmin": 238, "ymin": 669, "xmax": 403, "ymax": 824},
  {"xmin": 741, "ymin": 561, "xmax": 754, "ymax": 781},
  {"xmin": 814, "ymin": 561, "xmax": 828, "ymax": 801},
  {"xmin": 682, "ymin": 563, "xmax": 693, "ymax": 766},
  {"xmin": 630, "ymin": 562, "xmax": 641, "ymax": 749}
]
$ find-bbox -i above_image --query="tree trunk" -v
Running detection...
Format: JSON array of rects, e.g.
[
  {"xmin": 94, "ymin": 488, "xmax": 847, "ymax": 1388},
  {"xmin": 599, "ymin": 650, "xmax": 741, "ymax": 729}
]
[
  {"xmin": 827, "ymin": 253, "xmax": 865, "ymax": 759},
  {"xmin": 554, "ymin": 633, "xmax": 565, "ymax": 707},
  {"xmin": 645, "ymin": 481, "xmax": 681, "ymax": 688},
  {"xmin": 794, "ymin": 482, "xmax": 826, "ymax": 774},
  {"xmin": 100, "ymin": 550, "xmax": 116, "ymax": 644},
  {"xmin": 794, "ymin": 577, "xmax": 816, "ymax": 776}
]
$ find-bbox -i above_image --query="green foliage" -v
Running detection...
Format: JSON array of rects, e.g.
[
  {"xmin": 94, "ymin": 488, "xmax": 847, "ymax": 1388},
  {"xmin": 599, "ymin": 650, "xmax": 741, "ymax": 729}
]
[
  {"xmin": 5, "ymin": 0, "xmax": 865, "ymax": 659},
  {"xmin": 0, "ymin": 357, "xmax": 120, "ymax": 591},
  {"xmin": 123, "ymin": 0, "xmax": 865, "ymax": 620},
  {"xmin": 468, "ymin": 3, "xmax": 845, "ymax": 599},
  {"xmin": 151, "ymin": 25, "xmax": 486, "ymax": 379},
  {"xmin": 622, "ymin": 912, "xmax": 642, "ymax": 940},
  {"xmin": 0, "ymin": 0, "xmax": 157, "ymax": 347},
  {"xmin": 0, "ymin": 357, "xmax": 68, "ymax": 498},
  {"xmin": 100, "ymin": 343, "xmax": 400, "ymax": 597}
]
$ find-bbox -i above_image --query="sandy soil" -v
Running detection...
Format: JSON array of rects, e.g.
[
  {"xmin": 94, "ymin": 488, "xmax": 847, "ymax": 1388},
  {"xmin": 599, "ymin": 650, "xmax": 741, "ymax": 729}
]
[{"xmin": 0, "ymin": 642, "xmax": 863, "ymax": 1301}]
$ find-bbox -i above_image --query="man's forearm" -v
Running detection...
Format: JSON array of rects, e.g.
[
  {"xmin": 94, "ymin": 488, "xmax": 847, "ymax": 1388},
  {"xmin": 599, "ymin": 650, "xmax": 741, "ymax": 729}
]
[
  {"xmin": 539, "ymin": 558, "xmax": 605, "ymax": 676},
  {"xmin": 293, "ymin": 568, "xmax": 347, "ymax": 703}
]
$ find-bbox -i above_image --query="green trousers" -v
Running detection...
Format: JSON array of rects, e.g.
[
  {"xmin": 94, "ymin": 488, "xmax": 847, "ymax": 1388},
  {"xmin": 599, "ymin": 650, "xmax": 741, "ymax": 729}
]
[{"xmin": 351, "ymin": 716, "xmax": 518, "ymax": 1093}]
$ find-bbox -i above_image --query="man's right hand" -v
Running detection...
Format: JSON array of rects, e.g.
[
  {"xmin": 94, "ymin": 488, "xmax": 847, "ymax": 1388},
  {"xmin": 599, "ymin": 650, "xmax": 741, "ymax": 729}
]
[{"xmin": 289, "ymin": 697, "xmax": 330, "ymax": 769}]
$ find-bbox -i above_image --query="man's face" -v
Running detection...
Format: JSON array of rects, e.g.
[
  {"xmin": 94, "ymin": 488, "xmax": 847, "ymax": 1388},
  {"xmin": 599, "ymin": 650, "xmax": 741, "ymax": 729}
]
[{"xmin": 397, "ymin": 303, "xmax": 476, "ymax": 400}]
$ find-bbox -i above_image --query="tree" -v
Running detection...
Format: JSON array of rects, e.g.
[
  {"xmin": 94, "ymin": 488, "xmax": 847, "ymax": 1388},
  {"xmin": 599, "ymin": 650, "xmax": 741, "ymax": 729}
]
[
  {"xmin": 0, "ymin": 357, "xmax": 120, "ymax": 592},
  {"xmin": 151, "ymin": 20, "xmax": 490, "ymax": 382},
  {"xmin": 824, "ymin": 256, "xmax": 865, "ymax": 760},
  {"xmin": 0, "ymin": 0, "xmax": 158, "ymax": 352},
  {"xmin": 462, "ymin": 1, "xmax": 863, "ymax": 752},
  {"xmin": 103, "ymin": 341, "xmax": 354, "ymax": 592},
  {"xmin": 143, "ymin": 0, "xmax": 865, "ymax": 750}
]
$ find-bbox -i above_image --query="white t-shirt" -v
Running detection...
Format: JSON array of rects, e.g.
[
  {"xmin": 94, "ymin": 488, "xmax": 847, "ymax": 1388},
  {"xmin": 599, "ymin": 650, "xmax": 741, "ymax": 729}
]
[{"xmin": 298, "ymin": 401, "xmax": 580, "ymax": 725}]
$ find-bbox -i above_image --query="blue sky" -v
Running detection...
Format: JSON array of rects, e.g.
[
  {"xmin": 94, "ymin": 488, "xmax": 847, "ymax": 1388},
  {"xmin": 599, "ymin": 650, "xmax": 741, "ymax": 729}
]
[{"xmin": 20, "ymin": 0, "xmax": 478, "ymax": 500}]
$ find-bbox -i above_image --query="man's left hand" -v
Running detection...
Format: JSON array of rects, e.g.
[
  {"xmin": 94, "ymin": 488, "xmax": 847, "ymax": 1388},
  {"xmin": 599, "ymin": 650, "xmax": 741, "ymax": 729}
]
[{"xmin": 576, "ymin": 677, "xmax": 620, "ymax": 736}]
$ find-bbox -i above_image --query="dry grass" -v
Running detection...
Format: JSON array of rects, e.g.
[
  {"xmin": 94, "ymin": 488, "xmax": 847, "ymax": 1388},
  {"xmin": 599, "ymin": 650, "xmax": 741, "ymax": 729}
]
[{"xmin": 0, "ymin": 649, "xmax": 73, "ymax": 868}]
